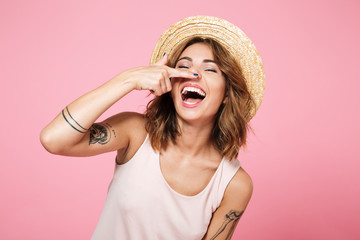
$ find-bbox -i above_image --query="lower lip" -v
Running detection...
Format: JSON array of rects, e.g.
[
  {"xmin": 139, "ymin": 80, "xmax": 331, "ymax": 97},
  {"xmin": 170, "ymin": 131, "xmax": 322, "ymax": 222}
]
[{"xmin": 182, "ymin": 100, "xmax": 202, "ymax": 108}]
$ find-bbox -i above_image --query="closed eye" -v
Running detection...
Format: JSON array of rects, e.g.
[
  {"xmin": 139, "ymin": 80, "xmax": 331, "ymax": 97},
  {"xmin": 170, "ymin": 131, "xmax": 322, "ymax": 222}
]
[
  {"xmin": 205, "ymin": 69, "xmax": 217, "ymax": 73},
  {"xmin": 177, "ymin": 65, "xmax": 189, "ymax": 69}
]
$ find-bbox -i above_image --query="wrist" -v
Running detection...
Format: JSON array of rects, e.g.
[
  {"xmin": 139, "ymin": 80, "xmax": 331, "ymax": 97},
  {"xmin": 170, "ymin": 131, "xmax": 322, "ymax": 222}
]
[{"xmin": 114, "ymin": 69, "xmax": 139, "ymax": 90}]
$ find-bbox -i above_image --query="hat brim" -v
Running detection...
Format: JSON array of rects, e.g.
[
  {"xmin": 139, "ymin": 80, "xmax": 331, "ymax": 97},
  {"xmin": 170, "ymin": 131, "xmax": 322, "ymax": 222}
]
[{"xmin": 150, "ymin": 16, "xmax": 265, "ymax": 119}]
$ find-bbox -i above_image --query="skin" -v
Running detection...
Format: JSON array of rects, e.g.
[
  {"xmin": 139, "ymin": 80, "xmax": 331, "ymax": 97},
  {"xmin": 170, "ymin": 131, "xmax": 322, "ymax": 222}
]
[
  {"xmin": 172, "ymin": 43, "xmax": 227, "ymax": 128},
  {"xmin": 40, "ymin": 43, "xmax": 253, "ymax": 240}
]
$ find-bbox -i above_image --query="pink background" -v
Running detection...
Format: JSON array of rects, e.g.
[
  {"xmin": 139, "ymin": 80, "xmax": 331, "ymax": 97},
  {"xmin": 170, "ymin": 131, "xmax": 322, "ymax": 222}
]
[{"xmin": 1, "ymin": 0, "xmax": 359, "ymax": 239}]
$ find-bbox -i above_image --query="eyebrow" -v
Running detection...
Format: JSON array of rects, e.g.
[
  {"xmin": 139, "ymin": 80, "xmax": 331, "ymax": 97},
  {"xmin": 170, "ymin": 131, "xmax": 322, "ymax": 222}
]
[{"xmin": 177, "ymin": 56, "xmax": 217, "ymax": 64}]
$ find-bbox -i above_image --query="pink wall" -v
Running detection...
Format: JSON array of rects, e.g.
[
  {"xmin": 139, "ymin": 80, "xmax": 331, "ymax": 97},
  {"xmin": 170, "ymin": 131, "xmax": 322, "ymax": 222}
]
[{"xmin": 1, "ymin": 0, "xmax": 359, "ymax": 239}]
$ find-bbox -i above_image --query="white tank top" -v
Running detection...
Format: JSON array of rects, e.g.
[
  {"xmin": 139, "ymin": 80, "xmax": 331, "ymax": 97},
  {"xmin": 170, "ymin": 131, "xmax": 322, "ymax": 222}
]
[{"xmin": 91, "ymin": 135, "xmax": 241, "ymax": 240}]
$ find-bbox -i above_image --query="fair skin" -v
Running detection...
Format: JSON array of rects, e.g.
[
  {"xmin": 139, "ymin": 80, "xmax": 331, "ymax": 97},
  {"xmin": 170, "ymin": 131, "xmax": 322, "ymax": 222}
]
[{"xmin": 40, "ymin": 43, "xmax": 252, "ymax": 240}]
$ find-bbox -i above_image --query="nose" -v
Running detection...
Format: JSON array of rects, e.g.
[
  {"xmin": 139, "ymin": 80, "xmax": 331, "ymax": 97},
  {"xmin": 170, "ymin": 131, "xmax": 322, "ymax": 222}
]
[{"xmin": 191, "ymin": 67, "xmax": 201, "ymax": 80}]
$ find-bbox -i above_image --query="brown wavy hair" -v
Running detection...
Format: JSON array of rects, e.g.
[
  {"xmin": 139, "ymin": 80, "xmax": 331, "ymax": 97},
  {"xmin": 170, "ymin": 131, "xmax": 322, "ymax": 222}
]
[{"xmin": 145, "ymin": 37, "xmax": 255, "ymax": 160}]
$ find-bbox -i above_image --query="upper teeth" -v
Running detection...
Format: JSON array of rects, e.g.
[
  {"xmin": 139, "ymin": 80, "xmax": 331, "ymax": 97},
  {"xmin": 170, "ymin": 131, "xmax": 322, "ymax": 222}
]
[{"xmin": 181, "ymin": 87, "xmax": 206, "ymax": 97}]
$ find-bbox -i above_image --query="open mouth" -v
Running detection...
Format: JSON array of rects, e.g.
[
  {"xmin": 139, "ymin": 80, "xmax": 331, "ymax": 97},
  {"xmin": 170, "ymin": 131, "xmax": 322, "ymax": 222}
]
[{"xmin": 181, "ymin": 86, "xmax": 206, "ymax": 105}]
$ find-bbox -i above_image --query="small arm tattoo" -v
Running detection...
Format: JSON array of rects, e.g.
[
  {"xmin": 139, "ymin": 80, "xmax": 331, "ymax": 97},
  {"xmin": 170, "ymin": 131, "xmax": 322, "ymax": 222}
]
[
  {"xmin": 62, "ymin": 106, "xmax": 88, "ymax": 133},
  {"xmin": 89, "ymin": 123, "xmax": 115, "ymax": 145},
  {"xmin": 209, "ymin": 210, "xmax": 244, "ymax": 240}
]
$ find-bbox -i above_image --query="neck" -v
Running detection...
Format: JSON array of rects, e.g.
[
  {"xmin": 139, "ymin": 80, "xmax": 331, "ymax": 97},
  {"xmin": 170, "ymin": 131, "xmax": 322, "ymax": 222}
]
[{"xmin": 169, "ymin": 118, "xmax": 216, "ymax": 158}]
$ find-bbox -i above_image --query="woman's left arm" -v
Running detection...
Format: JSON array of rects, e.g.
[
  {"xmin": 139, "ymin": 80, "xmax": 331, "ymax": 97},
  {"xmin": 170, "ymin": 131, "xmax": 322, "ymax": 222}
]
[{"xmin": 202, "ymin": 168, "xmax": 253, "ymax": 240}]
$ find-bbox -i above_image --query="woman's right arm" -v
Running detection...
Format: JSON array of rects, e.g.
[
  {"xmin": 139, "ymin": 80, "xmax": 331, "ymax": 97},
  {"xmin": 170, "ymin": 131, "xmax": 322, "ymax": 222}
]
[{"xmin": 40, "ymin": 54, "xmax": 198, "ymax": 157}]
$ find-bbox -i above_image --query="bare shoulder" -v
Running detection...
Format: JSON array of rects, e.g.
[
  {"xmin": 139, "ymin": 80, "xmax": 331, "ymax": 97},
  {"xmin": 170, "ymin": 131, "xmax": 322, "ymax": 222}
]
[
  {"xmin": 104, "ymin": 112, "xmax": 146, "ymax": 136},
  {"xmin": 107, "ymin": 112, "xmax": 147, "ymax": 164},
  {"xmin": 106, "ymin": 111, "xmax": 145, "ymax": 127},
  {"xmin": 222, "ymin": 167, "xmax": 253, "ymax": 208},
  {"xmin": 202, "ymin": 167, "xmax": 253, "ymax": 239}
]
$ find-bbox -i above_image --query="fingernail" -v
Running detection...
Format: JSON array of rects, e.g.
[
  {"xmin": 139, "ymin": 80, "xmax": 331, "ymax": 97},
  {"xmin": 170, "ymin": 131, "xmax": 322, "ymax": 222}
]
[
  {"xmin": 163, "ymin": 52, "xmax": 166, "ymax": 57},
  {"xmin": 193, "ymin": 73, "xmax": 198, "ymax": 76}
]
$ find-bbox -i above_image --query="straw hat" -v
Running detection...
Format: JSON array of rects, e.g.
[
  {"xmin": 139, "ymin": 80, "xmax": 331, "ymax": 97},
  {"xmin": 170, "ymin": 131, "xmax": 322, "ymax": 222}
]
[{"xmin": 150, "ymin": 15, "xmax": 265, "ymax": 119}]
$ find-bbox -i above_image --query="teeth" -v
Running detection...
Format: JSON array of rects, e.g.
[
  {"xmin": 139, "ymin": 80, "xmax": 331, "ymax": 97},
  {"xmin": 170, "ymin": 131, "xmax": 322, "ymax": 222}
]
[{"xmin": 181, "ymin": 87, "xmax": 206, "ymax": 97}]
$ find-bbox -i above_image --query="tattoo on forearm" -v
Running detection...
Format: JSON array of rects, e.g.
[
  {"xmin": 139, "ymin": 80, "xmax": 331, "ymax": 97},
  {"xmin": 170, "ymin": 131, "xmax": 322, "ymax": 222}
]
[
  {"xmin": 89, "ymin": 123, "xmax": 115, "ymax": 145},
  {"xmin": 65, "ymin": 106, "xmax": 88, "ymax": 131},
  {"xmin": 62, "ymin": 106, "xmax": 88, "ymax": 133},
  {"xmin": 209, "ymin": 210, "xmax": 244, "ymax": 240}
]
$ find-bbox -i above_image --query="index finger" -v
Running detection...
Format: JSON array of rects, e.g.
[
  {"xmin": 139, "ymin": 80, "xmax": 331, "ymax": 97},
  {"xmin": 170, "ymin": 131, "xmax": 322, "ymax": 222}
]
[{"xmin": 167, "ymin": 67, "xmax": 199, "ymax": 79}]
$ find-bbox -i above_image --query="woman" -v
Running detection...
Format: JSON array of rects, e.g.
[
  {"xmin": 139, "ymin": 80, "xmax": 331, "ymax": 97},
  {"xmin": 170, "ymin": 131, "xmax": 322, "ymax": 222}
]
[{"xmin": 40, "ymin": 16, "xmax": 265, "ymax": 240}]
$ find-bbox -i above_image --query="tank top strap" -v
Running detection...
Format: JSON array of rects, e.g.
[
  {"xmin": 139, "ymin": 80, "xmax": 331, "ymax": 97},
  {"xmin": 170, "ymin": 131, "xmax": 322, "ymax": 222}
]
[
  {"xmin": 211, "ymin": 158, "xmax": 241, "ymax": 209},
  {"xmin": 112, "ymin": 134, "xmax": 155, "ymax": 176}
]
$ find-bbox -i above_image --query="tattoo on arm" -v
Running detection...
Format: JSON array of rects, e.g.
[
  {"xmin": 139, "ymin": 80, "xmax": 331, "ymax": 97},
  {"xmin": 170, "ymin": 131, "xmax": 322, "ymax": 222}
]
[
  {"xmin": 209, "ymin": 210, "xmax": 244, "ymax": 240},
  {"xmin": 62, "ymin": 106, "xmax": 88, "ymax": 133},
  {"xmin": 89, "ymin": 123, "xmax": 115, "ymax": 145},
  {"xmin": 61, "ymin": 106, "xmax": 116, "ymax": 144}
]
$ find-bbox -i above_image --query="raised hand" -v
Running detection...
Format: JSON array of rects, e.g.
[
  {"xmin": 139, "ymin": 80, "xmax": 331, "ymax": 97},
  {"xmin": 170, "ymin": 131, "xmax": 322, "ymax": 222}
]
[
  {"xmin": 123, "ymin": 53, "xmax": 198, "ymax": 96},
  {"xmin": 40, "ymin": 53, "xmax": 198, "ymax": 156}
]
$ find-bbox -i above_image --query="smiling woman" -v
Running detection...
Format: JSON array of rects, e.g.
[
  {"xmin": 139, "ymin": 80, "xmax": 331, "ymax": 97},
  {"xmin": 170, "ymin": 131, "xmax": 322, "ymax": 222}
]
[
  {"xmin": 146, "ymin": 37, "xmax": 255, "ymax": 160},
  {"xmin": 40, "ymin": 16, "xmax": 265, "ymax": 240}
]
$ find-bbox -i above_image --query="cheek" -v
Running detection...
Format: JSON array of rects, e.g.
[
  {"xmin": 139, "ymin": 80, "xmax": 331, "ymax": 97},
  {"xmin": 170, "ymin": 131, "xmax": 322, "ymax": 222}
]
[
  {"xmin": 170, "ymin": 77, "xmax": 181, "ymax": 89},
  {"xmin": 170, "ymin": 83, "xmax": 180, "ymax": 101},
  {"xmin": 213, "ymin": 79, "xmax": 227, "ymax": 98},
  {"xmin": 170, "ymin": 80, "xmax": 178, "ymax": 94}
]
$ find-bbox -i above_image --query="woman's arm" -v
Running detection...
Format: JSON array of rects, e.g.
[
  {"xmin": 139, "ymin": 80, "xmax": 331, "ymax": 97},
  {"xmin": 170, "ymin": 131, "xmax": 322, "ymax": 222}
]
[
  {"xmin": 40, "ymin": 54, "xmax": 197, "ymax": 157},
  {"xmin": 202, "ymin": 168, "xmax": 253, "ymax": 240}
]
